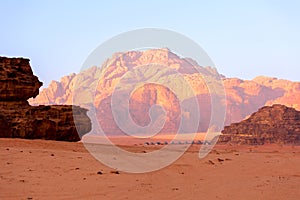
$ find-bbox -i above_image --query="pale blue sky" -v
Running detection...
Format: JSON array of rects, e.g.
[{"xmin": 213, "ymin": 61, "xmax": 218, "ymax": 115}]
[{"xmin": 1, "ymin": 0, "xmax": 300, "ymax": 86}]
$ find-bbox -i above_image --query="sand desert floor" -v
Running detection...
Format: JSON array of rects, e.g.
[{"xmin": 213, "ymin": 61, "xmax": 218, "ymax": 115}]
[{"xmin": 1, "ymin": 138, "xmax": 300, "ymax": 200}]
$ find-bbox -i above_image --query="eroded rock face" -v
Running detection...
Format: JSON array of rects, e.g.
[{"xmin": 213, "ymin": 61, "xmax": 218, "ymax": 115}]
[
  {"xmin": 219, "ymin": 104, "xmax": 300, "ymax": 145},
  {"xmin": 0, "ymin": 57, "xmax": 91, "ymax": 141},
  {"xmin": 0, "ymin": 57, "xmax": 42, "ymax": 101}
]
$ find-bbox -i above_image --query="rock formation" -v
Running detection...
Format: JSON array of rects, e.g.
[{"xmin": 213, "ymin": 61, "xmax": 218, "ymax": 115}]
[
  {"xmin": 30, "ymin": 49, "xmax": 223, "ymax": 135},
  {"xmin": 219, "ymin": 104, "xmax": 300, "ymax": 145},
  {"xmin": 29, "ymin": 49, "xmax": 300, "ymax": 129},
  {"xmin": 0, "ymin": 57, "xmax": 91, "ymax": 141},
  {"xmin": 98, "ymin": 83, "xmax": 182, "ymax": 135}
]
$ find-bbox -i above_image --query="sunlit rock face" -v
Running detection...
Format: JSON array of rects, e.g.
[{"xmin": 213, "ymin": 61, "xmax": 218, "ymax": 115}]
[{"xmin": 29, "ymin": 49, "xmax": 300, "ymax": 134}]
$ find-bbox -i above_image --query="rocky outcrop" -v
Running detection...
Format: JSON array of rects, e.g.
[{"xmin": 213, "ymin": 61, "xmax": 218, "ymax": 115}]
[
  {"xmin": 0, "ymin": 57, "xmax": 42, "ymax": 100},
  {"xmin": 219, "ymin": 104, "xmax": 300, "ymax": 145},
  {"xmin": 0, "ymin": 57, "xmax": 91, "ymax": 141}
]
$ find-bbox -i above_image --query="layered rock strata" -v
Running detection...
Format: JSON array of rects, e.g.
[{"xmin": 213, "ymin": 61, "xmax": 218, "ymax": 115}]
[
  {"xmin": 219, "ymin": 104, "xmax": 300, "ymax": 145},
  {"xmin": 0, "ymin": 57, "xmax": 91, "ymax": 141}
]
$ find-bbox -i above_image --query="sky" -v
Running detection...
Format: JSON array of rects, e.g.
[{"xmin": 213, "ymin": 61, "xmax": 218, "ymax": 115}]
[{"xmin": 1, "ymin": 0, "xmax": 300, "ymax": 87}]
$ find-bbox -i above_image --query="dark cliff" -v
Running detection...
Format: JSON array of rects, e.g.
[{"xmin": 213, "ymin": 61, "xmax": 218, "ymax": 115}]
[
  {"xmin": 219, "ymin": 104, "xmax": 300, "ymax": 145},
  {"xmin": 0, "ymin": 57, "xmax": 91, "ymax": 141}
]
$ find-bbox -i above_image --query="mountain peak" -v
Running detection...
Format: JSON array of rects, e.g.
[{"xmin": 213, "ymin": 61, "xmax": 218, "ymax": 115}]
[{"xmin": 29, "ymin": 49, "xmax": 300, "ymax": 133}]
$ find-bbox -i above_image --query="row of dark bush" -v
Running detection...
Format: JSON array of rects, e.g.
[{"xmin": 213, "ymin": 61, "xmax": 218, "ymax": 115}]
[{"xmin": 144, "ymin": 140, "xmax": 211, "ymax": 145}]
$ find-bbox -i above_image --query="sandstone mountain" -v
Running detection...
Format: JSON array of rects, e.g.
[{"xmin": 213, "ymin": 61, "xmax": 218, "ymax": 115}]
[
  {"xmin": 219, "ymin": 104, "xmax": 300, "ymax": 145},
  {"xmin": 0, "ymin": 56, "xmax": 91, "ymax": 141},
  {"xmin": 28, "ymin": 48, "xmax": 300, "ymax": 134},
  {"xmin": 30, "ymin": 48, "xmax": 225, "ymax": 135}
]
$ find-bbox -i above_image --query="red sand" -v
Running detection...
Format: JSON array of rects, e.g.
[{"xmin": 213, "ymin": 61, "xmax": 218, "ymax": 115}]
[{"xmin": 1, "ymin": 138, "xmax": 300, "ymax": 200}]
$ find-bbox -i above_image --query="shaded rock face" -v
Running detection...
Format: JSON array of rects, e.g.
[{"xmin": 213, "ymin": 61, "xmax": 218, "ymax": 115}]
[
  {"xmin": 219, "ymin": 104, "xmax": 300, "ymax": 145},
  {"xmin": 0, "ymin": 57, "xmax": 42, "ymax": 101},
  {"xmin": 0, "ymin": 57, "xmax": 91, "ymax": 141}
]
